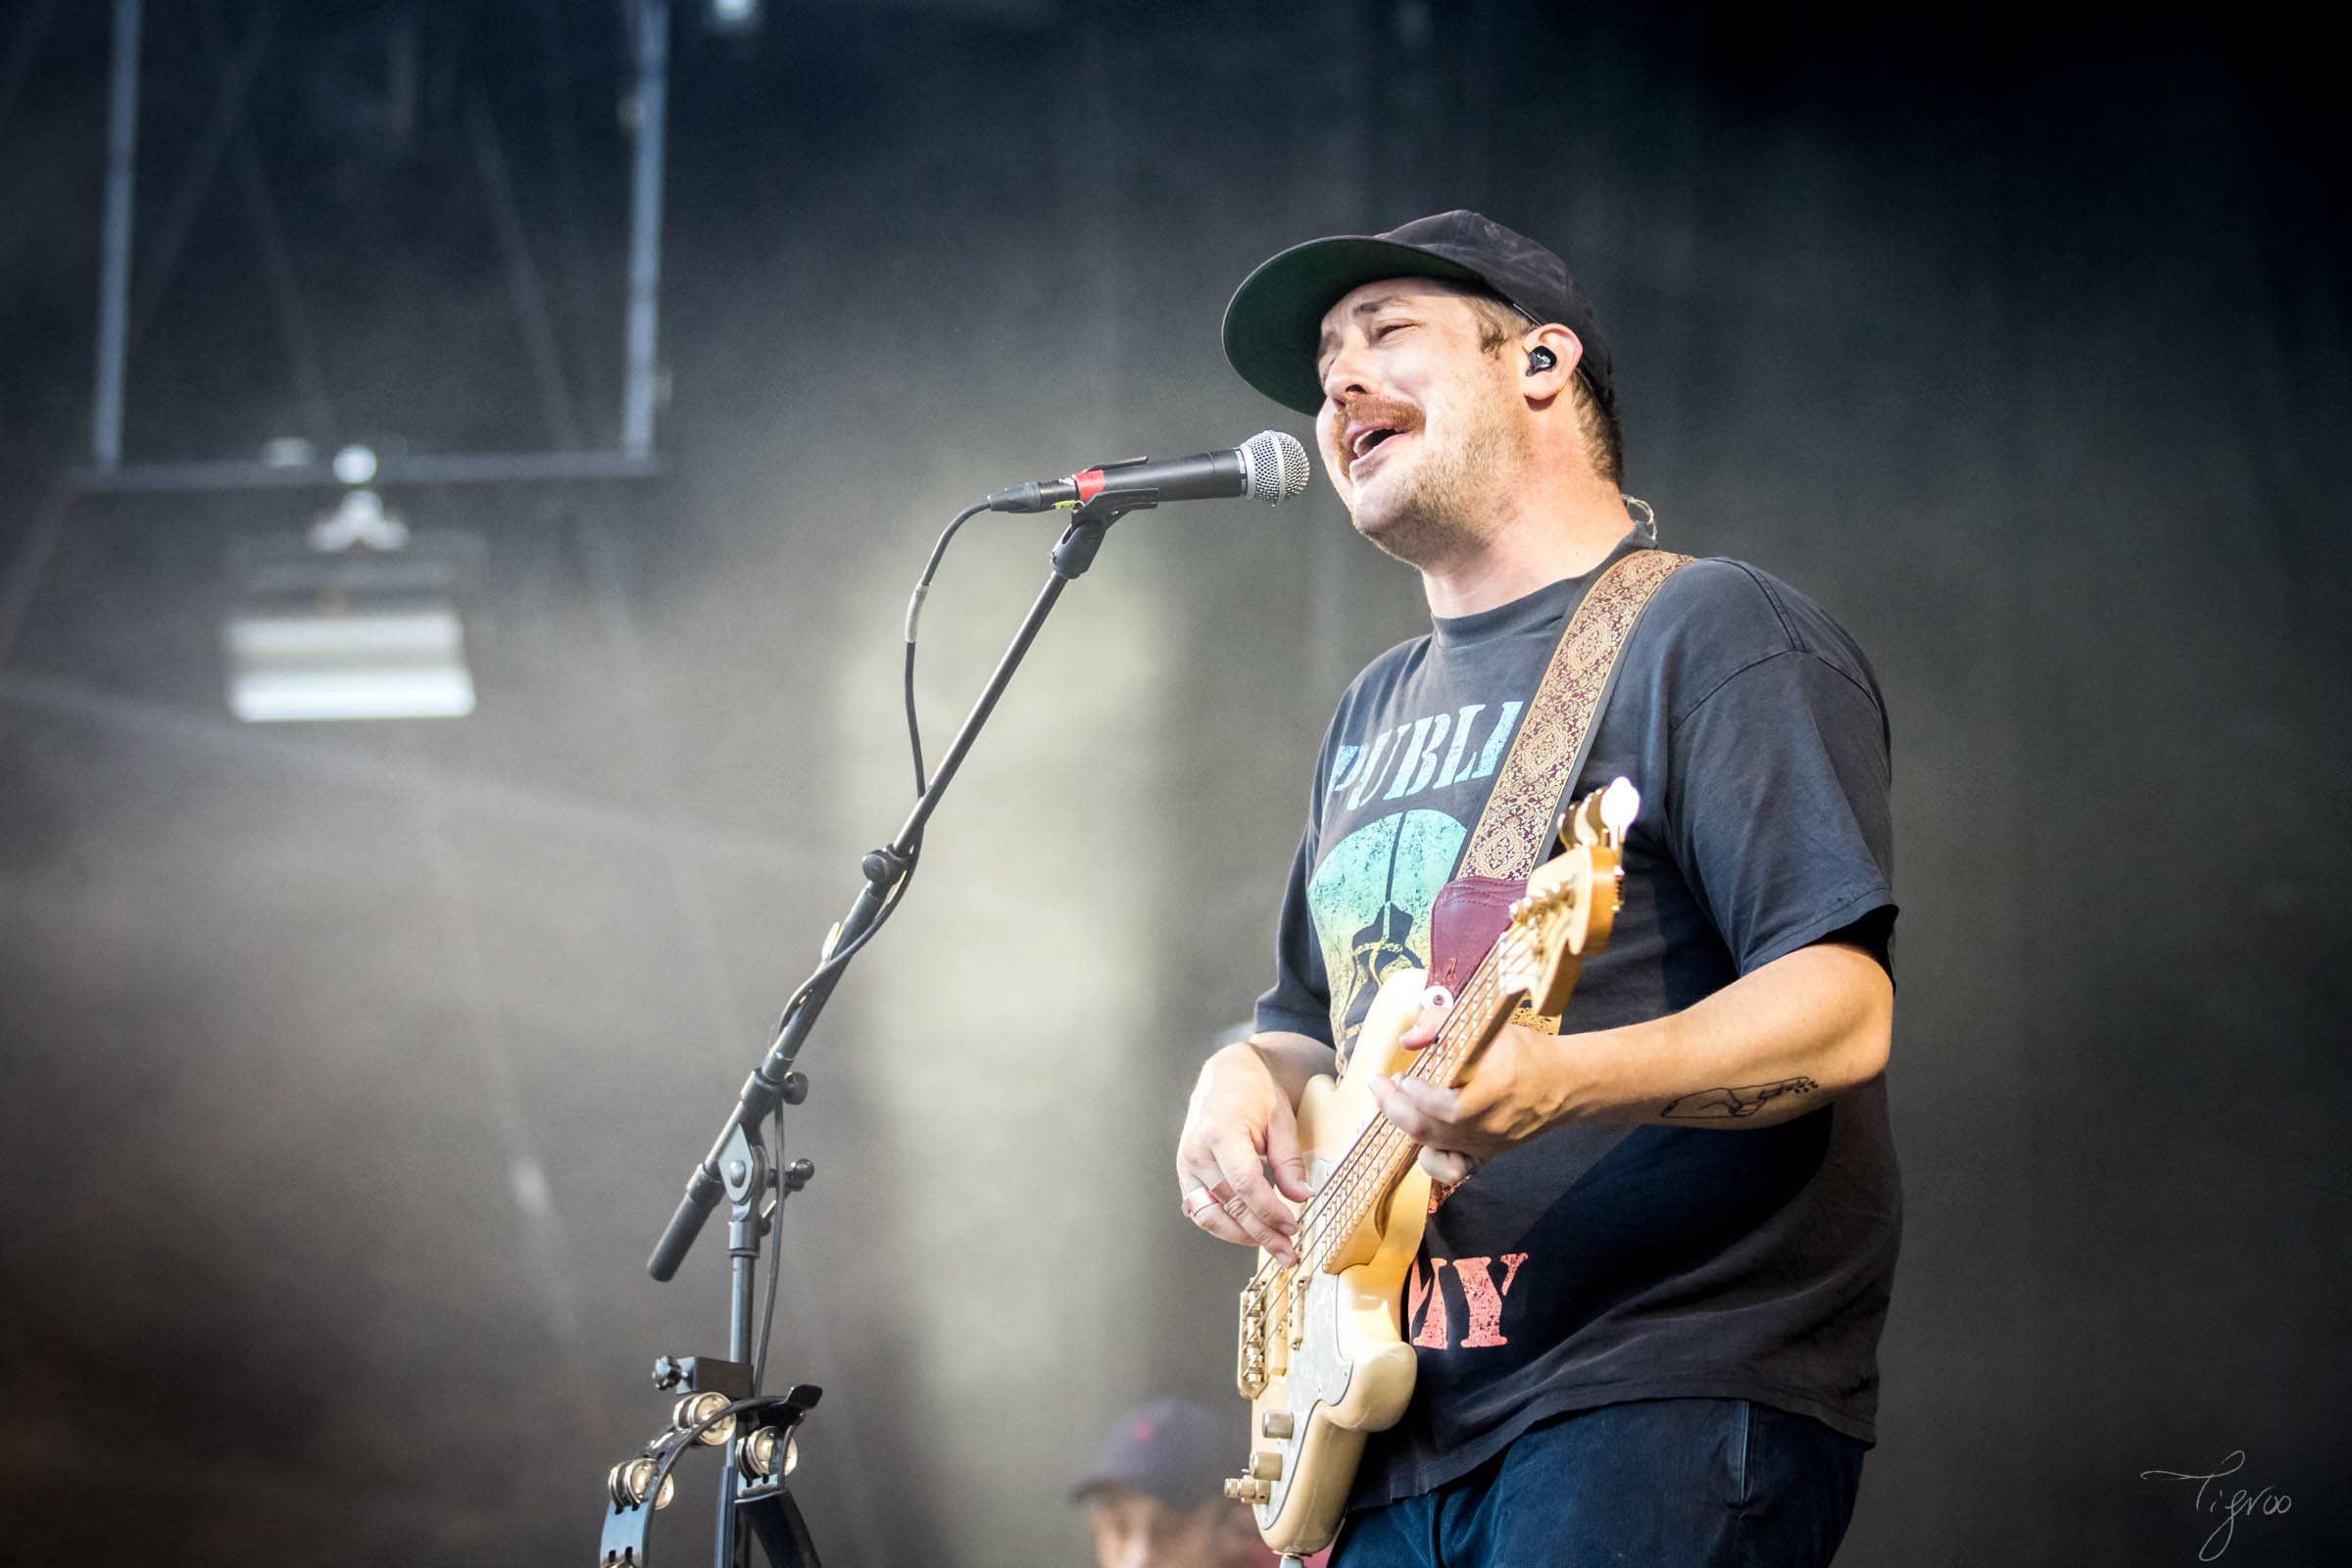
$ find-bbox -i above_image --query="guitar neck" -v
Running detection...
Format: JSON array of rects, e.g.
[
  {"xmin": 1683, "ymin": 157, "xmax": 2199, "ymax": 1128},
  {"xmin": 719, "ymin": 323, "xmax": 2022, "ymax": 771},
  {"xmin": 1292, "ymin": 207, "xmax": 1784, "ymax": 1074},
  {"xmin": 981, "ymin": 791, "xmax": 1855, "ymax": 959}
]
[
  {"xmin": 1406, "ymin": 923, "xmax": 1535, "ymax": 1093},
  {"xmin": 1306, "ymin": 952, "xmax": 1527, "ymax": 1269}
]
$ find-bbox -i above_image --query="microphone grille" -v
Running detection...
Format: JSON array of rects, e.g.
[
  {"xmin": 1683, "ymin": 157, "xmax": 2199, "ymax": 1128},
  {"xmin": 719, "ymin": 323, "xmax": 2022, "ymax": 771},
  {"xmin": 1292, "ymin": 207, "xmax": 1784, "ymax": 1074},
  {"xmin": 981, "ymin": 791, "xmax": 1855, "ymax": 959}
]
[{"xmin": 1239, "ymin": 429, "xmax": 1312, "ymax": 505}]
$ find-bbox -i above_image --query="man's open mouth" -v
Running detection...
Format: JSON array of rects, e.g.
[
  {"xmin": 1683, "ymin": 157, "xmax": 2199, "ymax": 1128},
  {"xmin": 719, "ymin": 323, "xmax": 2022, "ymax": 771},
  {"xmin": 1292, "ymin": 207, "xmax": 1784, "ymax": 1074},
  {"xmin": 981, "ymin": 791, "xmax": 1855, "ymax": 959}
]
[{"xmin": 1348, "ymin": 422, "xmax": 1414, "ymax": 476}]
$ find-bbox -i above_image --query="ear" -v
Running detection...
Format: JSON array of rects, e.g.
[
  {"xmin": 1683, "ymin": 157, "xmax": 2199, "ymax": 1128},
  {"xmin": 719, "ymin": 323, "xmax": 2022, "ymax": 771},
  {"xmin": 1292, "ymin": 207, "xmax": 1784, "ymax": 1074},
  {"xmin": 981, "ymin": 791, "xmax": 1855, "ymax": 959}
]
[{"xmin": 1519, "ymin": 325, "xmax": 1583, "ymax": 402}]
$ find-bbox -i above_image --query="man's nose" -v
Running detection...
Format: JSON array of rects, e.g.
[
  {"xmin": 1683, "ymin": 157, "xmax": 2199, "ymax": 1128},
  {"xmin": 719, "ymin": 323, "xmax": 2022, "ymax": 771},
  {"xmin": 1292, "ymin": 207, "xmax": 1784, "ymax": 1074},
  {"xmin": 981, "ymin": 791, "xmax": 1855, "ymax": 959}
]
[{"xmin": 1320, "ymin": 337, "xmax": 1377, "ymax": 402}]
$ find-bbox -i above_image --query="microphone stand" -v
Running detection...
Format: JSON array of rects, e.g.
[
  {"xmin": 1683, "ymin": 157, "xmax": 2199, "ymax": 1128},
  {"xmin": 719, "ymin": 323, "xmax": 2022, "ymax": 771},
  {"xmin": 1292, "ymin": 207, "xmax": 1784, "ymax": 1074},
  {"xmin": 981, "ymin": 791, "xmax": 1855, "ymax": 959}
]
[{"xmin": 633, "ymin": 492, "xmax": 1148, "ymax": 1568}]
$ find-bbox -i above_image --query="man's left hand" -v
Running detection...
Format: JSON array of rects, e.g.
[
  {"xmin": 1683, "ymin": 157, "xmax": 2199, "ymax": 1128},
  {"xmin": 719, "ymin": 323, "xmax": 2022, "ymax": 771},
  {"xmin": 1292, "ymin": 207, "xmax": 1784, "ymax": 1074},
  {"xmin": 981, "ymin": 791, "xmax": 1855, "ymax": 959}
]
[{"xmin": 1368, "ymin": 1001, "xmax": 1571, "ymax": 1185}]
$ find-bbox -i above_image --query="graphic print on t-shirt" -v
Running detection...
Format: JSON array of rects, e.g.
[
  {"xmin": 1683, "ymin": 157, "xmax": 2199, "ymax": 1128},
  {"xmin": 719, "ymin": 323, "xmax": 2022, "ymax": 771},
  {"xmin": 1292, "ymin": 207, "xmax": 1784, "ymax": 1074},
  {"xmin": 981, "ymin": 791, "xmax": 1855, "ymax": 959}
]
[
  {"xmin": 1307, "ymin": 808, "xmax": 1464, "ymax": 1054},
  {"xmin": 1326, "ymin": 701, "xmax": 1523, "ymax": 813}
]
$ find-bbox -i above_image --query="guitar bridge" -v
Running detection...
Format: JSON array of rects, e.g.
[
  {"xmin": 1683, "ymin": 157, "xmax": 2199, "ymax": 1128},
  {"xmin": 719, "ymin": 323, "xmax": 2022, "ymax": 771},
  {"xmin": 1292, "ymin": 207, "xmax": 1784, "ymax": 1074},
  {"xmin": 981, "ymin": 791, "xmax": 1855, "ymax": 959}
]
[{"xmin": 1237, "ymin": 1280, "xmax": 1270, "ymax": 1398}]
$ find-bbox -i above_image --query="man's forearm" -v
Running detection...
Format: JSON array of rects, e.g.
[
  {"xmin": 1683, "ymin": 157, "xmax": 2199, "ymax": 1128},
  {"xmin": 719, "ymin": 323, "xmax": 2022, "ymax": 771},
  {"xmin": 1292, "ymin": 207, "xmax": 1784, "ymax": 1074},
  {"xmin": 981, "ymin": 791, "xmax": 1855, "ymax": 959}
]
[{"xmin": 1563, "ymin": 940, "xmax": 1892, "ymax": 1128}]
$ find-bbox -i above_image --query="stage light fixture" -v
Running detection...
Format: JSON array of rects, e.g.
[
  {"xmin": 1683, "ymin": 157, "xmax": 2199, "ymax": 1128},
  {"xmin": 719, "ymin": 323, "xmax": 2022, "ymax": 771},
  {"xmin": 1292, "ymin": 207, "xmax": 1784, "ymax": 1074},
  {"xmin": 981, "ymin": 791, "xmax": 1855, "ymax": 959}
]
[
  {"xmin": 224, "ymin": 502, "xmax": 481, "ymax": 723},
  {"xmin": 306, "ymin": 487, "xmax": 407, "ymax": 553},
  {"xmin": 331, "ymin": 443, "xmax": 379, "ymax": 484},
  {"xmin": 707, "ymin": 0, "xmax": 761, "ymax": 34}
]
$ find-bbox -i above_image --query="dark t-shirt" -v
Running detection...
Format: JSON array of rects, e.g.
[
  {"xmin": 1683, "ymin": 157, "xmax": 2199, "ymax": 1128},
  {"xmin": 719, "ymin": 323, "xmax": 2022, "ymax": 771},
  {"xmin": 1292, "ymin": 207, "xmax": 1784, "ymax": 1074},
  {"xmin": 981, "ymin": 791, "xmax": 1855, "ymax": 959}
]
[{"xmin": 1253, "ymin": 532, "xmax": 1901, "ymax": 1510}]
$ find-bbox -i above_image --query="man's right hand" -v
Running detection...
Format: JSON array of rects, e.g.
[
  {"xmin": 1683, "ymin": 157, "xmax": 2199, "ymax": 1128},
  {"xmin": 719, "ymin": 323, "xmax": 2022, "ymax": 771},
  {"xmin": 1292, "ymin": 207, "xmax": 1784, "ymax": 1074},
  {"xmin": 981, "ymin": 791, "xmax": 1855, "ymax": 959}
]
[{"xmin": 1175, "ymin": 1033, "xmax": 1331, "ymax": 1266}]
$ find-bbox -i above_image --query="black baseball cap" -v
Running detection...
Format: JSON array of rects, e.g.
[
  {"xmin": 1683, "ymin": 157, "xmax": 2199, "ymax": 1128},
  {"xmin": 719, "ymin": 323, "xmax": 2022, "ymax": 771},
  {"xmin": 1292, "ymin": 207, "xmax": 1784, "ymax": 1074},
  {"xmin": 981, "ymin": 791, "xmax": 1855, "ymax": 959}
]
[
  {"xmin": 1068, "ymin": 1397, "xmax": 1233, "ymax": 1510},
  {"xmin": 1222, "ymin": 209, "xmax": 1612, "ymax": 416}
]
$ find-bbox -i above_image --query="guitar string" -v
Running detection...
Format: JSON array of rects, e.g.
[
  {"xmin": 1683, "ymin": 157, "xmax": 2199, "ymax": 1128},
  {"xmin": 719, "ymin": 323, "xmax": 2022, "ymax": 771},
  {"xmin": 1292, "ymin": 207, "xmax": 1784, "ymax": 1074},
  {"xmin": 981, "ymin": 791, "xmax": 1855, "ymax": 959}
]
[
  {"xmin": 1293, "ymin": 960, "xmax": 1496, "ymax": 1253},
  {"xmin": 1257, "ymin": 900, "xmax": 1565, "ymax": 1297},
  {"xmin": 1249, "ymin": 990, "xmax": 1471, "ymax": 1299},
  {"xmin": 1238, "ymin": 873, "xmax": 1592, "ymax": 1393},
  {"xmin": 1246, "ymin": 885, "xmax": 1570, "ymax": 1300},
  {"xmin": 1298, "ymin": 1015, "xmax": 1486, "ymax": 1267},
  {"xmin": 1308, "ymin": 965, "xmax": 1496, "ymax": 1250},
  {"xmin": 1277, "ymin": 952, "xmax": 1506, "ymax": 1269},
  {"xmin": 1248, "ymin": 946, "xmax": 1519, "ymax": 1294}
]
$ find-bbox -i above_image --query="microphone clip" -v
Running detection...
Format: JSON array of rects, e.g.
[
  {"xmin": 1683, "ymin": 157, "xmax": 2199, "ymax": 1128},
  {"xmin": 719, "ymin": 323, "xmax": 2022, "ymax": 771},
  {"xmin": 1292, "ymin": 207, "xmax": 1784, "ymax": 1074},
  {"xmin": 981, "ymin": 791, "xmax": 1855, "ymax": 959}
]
[{"xmin": 1052, "ymin": 487, "xmax": 1153, "ymax": 578}]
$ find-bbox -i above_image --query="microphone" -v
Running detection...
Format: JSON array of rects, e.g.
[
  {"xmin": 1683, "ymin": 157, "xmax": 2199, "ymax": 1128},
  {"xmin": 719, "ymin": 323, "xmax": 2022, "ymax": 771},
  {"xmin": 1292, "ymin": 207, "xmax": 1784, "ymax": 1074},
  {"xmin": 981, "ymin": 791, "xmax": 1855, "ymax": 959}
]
[{"xmin": 986, "ymin": 429, "xmax": 1310, "ymax": 514}]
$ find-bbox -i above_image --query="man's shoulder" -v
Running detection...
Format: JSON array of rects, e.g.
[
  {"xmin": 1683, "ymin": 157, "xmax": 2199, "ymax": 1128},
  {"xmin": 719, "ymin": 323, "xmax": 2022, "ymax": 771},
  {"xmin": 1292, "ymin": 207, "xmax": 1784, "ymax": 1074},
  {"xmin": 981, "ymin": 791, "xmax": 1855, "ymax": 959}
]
[{"xmin": 1641, "ymin": 555, "xmax": 1883, "ymax": 710}]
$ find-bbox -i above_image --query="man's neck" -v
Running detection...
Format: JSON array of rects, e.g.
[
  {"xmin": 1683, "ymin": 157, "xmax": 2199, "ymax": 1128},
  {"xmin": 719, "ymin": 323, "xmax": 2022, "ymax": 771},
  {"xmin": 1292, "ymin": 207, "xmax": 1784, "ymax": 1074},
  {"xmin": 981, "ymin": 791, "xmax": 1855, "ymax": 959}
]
[{"xmin": 1415, "ymin": 479, "xmax": 1631, "ymax": 619}]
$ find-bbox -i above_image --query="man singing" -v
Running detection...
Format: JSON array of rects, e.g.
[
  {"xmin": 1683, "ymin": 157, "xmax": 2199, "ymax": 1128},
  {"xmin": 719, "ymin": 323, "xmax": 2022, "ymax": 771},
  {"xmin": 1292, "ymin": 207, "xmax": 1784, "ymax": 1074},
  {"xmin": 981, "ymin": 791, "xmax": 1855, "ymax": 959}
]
[{"xmin": 1175, "ymin": 212, "xmax": 1900, "ymax": 1566}]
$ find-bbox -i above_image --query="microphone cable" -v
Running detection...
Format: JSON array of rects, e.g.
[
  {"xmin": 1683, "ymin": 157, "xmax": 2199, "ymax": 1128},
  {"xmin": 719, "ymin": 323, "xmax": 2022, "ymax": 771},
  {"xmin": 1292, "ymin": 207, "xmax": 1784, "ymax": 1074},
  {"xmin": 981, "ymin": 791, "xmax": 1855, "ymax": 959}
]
[
  {"xmin": 755, "ymin": 493, "xmax": 990, "ymax": 1065},
  {"xmin": 746, "ymin": 495, "xmax": 987, "ymax": 1394},
  {"xmin": 752, "ymin": 1098, "xmax": 786, "ymax": 1390},
  {"xmin": 902, "ymin": 500, "xmax": 990, "ymax": 794}
]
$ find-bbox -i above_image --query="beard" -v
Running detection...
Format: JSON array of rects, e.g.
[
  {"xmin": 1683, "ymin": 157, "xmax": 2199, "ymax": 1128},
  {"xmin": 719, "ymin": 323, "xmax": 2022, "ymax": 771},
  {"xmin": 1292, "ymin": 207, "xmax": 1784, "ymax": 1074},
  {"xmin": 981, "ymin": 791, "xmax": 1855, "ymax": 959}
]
[{"xmin": 1342, "ymin": 375, "xmax": 1527, "ymax": 570}]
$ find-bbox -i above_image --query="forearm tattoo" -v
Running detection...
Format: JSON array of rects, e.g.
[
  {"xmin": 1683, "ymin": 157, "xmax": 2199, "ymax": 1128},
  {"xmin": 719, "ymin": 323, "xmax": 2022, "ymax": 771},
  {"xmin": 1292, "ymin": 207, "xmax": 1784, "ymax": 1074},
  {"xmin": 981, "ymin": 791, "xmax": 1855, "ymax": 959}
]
[{"xmin": 1660, "ymin": 1077, "xmax": 1819, "ymax": 1120}]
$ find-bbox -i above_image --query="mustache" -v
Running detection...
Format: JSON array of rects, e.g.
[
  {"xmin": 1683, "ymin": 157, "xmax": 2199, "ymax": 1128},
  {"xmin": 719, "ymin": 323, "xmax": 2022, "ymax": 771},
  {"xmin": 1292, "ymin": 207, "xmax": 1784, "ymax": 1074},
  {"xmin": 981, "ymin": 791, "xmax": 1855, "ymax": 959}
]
[
  {"xmin": 1332, "ymin": 396, "xmax": 1422, "ymax": 431},
  {"xmin": 1328, "ymin": 397, "xmax": 1424, "ymax": 465}
]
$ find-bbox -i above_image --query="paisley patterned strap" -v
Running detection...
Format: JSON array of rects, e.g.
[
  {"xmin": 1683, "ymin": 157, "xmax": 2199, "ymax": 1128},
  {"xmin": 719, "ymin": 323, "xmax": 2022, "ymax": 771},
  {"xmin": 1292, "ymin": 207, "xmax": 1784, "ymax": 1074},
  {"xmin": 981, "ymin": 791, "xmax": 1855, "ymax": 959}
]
[{"xmin": 1456, "ymin": 549, "xmax": 1694, "ymax": 883}]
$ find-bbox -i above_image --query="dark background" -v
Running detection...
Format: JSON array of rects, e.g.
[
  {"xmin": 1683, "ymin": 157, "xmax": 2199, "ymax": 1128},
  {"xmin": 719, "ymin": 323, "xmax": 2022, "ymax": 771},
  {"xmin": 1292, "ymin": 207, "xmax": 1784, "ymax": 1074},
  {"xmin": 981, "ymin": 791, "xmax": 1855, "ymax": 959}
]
[{"xmin": 2, "ymin": 2, "xmax": 2345, "ymax": 1564}]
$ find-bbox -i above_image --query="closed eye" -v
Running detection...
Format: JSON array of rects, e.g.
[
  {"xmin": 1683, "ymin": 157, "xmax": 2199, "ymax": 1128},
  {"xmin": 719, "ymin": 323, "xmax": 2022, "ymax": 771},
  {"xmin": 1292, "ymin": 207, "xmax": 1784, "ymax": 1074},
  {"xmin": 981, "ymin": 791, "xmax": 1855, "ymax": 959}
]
[{"xmin": 1319, "ymin": 318, "xmax": 1417, "ymax": 380}]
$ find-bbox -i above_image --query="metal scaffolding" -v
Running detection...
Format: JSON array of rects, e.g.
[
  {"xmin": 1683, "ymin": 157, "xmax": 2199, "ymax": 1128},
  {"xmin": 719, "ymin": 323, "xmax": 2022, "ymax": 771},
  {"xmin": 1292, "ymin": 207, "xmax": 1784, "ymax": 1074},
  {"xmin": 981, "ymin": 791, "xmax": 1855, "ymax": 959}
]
[{"xmin": 77, "ymin": 0, "xmax": 673, "ymax": 495}]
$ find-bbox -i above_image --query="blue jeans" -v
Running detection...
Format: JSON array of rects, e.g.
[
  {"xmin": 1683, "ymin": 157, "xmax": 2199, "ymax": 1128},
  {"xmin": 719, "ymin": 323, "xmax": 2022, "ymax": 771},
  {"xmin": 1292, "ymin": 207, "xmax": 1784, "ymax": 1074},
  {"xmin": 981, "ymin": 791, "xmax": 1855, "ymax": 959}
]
[{"xmin": 1329, "ymin": 1398, "xmax": 1865, "ymax": 1568}]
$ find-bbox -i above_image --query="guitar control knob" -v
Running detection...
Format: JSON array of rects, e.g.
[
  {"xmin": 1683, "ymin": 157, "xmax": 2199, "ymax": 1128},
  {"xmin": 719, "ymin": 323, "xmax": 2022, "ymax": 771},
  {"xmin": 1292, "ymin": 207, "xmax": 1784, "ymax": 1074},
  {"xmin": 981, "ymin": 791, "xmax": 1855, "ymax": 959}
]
[
  {"xmin": 1260, "ymin": 1410, "xmax": 1295, "ymax": 1440},
  {"xmin": 1250, "ymin": 1449, "xmax": 1283, "ymax": 1480}
]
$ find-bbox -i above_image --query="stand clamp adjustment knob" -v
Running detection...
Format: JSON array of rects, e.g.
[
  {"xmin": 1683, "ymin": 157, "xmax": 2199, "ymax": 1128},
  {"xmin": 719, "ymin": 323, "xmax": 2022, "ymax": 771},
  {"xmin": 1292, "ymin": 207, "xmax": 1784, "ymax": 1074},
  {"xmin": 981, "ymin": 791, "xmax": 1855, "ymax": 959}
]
[{"xmin": 861, "ymin": 845, "xmax": 913, "ymax": 888}]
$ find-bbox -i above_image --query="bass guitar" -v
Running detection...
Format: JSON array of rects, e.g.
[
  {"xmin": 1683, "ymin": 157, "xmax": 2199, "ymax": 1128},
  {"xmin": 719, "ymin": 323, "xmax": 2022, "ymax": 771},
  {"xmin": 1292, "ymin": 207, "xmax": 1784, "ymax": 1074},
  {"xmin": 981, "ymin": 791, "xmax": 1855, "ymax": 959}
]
[{"xmin": 1221, "ymin": 778, "xmax": 1639, "ymax": 1558}]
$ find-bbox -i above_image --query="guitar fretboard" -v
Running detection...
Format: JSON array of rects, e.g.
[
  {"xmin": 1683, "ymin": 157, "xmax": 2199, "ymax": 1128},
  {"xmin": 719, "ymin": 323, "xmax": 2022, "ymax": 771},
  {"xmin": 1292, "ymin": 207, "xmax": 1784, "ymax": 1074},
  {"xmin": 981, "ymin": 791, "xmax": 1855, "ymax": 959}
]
[{"xmin": 1256, "ymin": 919, "xmax": 1535, "ymax": 1290}]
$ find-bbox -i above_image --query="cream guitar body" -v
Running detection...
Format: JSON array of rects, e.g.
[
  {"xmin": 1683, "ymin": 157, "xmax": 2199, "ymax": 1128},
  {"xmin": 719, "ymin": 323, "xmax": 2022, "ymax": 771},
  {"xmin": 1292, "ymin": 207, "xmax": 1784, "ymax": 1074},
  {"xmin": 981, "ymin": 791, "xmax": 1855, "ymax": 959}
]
[
  {"xmin": 1238, "ymin": 970, "xmax": 1434, "ymax": 1556},
  {"xmin": 1221, "ymin": 778, "xmax": 1639, "ymax": 1560}
]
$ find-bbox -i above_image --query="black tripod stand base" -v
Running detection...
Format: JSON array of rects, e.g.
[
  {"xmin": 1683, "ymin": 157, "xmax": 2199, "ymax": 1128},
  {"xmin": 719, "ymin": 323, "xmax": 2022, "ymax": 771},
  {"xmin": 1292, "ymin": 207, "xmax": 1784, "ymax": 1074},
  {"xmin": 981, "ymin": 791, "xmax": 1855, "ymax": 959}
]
[
  {"xmin": 596, "ymin": 1480, "xmax": 823, "ymax": 1568},
  {"xmin": 740, "ymin": 1485, "xmax": 824, "ymax": 1568}
]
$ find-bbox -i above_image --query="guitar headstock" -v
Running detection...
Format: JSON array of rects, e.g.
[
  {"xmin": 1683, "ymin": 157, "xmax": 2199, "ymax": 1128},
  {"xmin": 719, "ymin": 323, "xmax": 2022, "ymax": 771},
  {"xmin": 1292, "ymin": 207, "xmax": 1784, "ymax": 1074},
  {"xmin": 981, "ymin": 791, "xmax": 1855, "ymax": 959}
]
[{"xmin": 1494, "ymin": 779, "xmax": 1639, "ymax": 1018}]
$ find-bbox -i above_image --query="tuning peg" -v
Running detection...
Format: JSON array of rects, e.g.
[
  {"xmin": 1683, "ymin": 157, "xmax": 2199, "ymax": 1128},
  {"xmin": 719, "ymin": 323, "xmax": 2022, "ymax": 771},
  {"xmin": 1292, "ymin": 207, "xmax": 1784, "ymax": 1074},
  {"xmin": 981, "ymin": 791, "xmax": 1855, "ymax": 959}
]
[{"xmin": 1600, "ymin": 777, "xmax": 1641, "ymax": 844}]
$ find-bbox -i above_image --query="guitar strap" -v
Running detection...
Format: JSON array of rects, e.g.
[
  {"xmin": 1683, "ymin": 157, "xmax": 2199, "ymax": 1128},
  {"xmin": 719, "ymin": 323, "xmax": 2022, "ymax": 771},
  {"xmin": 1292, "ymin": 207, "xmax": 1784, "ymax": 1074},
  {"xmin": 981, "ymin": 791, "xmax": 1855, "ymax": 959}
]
[{"xmin": 1444, "ymin": 546, "xmax": 1693, "ymax": 1030}]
